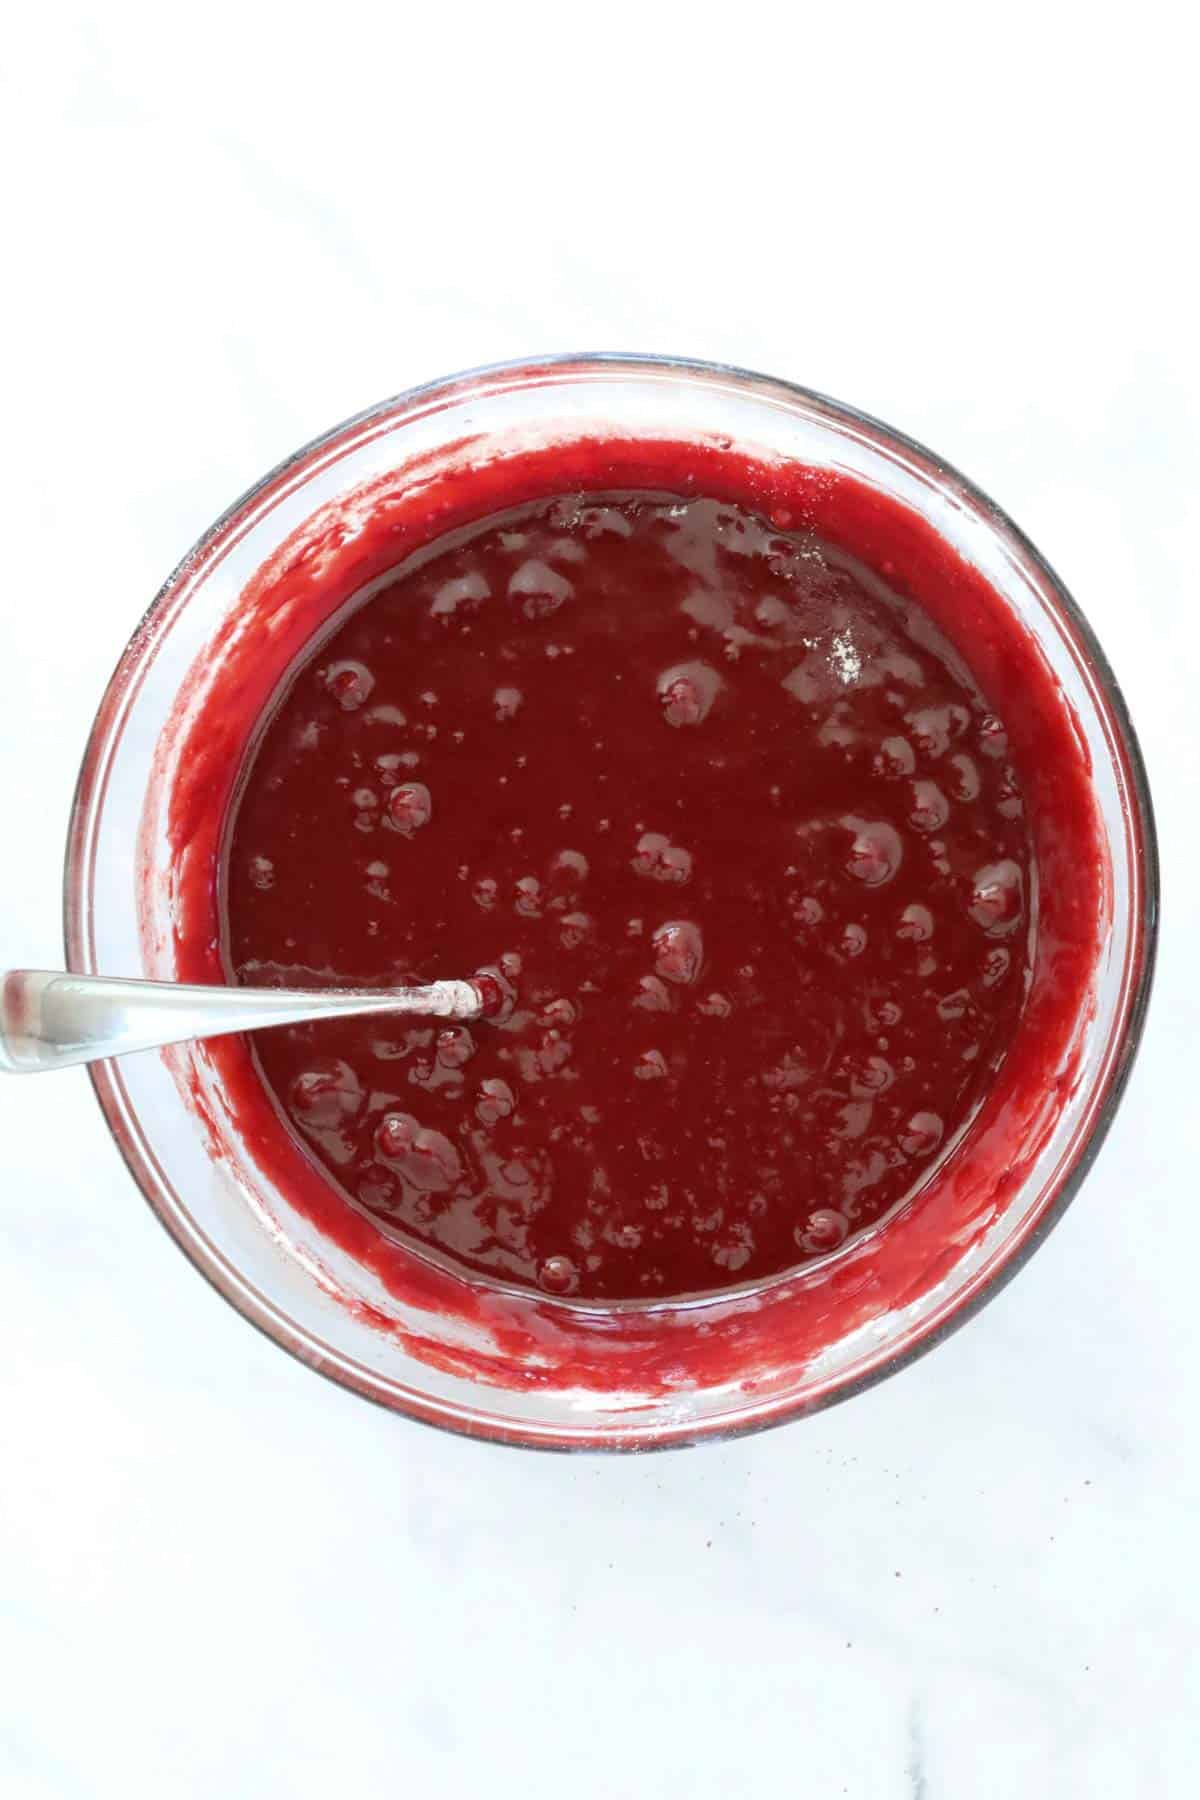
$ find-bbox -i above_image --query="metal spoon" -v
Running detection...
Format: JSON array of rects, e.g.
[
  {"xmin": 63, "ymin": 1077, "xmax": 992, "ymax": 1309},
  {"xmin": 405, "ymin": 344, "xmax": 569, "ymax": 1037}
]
[{"xmin": 0, "ymin": 969, "xmax": 486, "ymax": 1075}]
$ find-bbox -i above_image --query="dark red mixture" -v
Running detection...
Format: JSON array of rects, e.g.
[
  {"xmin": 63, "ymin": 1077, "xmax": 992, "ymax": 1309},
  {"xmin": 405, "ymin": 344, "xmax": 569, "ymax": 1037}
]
[{"xmin": 225, "ymin": 489, "xmax": 1033, "ymax": 1302}]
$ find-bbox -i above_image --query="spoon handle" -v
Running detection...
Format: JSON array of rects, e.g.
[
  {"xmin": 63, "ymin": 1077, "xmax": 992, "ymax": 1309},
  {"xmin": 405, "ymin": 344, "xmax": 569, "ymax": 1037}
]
[{"xmin": 0, "ymin": 969, "xmax": 483, "ymax": 1075}]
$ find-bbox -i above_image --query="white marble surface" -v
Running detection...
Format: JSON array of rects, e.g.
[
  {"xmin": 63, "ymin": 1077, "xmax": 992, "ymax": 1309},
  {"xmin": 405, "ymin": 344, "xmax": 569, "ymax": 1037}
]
[{"xmin": 2, "ymin": 7, "xmax": 1196, "ymax": 1794}]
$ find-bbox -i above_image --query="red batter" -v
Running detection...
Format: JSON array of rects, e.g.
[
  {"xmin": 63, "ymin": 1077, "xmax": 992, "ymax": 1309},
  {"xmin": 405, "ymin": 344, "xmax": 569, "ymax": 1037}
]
[{"xmin": 224, "ymin": 487, "xmax": 1034, "ymax": 1302}]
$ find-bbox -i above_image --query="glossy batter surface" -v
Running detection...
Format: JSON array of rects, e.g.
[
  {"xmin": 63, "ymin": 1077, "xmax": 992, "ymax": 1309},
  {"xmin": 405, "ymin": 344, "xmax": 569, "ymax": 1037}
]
[{"xmin": 225, "ymin": 490, "xmax": 1033, "ymax": 1301}]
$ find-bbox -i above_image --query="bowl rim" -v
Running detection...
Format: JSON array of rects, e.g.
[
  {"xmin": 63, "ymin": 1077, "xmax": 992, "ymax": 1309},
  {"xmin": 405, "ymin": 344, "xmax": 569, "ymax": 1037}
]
[{"xmin": 62, "ymin": 351, "xmax": 1161, "ymax": 1451}]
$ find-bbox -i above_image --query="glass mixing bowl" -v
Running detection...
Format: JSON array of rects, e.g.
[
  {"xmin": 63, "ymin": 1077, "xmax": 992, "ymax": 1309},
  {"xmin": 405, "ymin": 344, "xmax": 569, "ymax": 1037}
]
[{"xmin": 63, "ymin": 355, "xmax": 1158, "ymax": 1449}]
